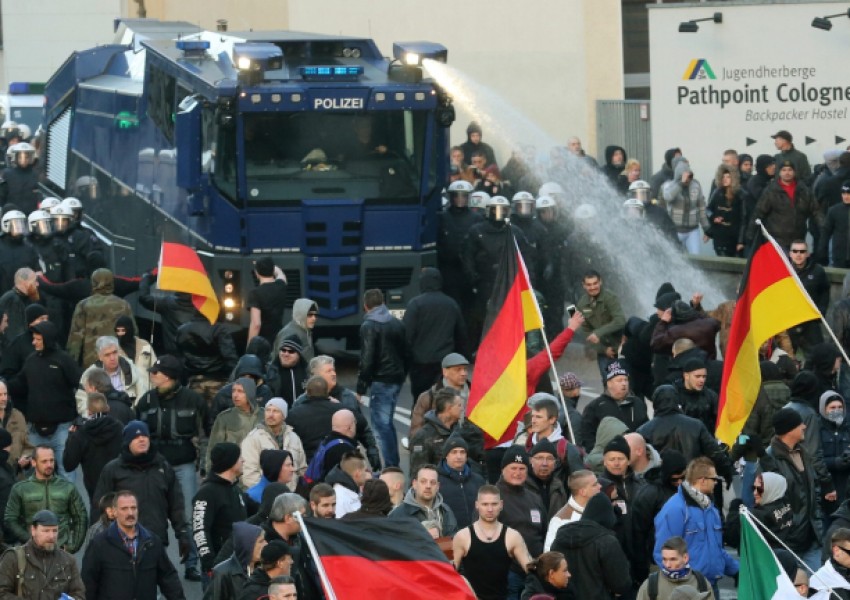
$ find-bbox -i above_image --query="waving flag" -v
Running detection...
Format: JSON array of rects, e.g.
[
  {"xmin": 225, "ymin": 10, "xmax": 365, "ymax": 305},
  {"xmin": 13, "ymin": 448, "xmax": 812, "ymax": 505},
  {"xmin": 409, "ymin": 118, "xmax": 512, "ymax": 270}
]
[
  {"xmin": 157, "ymin": 242, "xmax": 220, "ymax": 324},
  {"xmin": 302, "ymin": 516, "xmax": 475, "ymax": 599},
  {"xmin": 715, "ymin": 223, "xmax": 820, "ymax": 446},
  {"xmin": 466, "ymin": 234, "xmax": 543, "ymax": 441}
]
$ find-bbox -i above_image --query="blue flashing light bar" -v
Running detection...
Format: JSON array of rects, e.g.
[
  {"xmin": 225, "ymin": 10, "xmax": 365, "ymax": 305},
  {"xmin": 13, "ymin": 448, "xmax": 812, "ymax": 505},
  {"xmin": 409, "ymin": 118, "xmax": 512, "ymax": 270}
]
[
  {"xmin": 299, "ymin": 65, "xmax": 364, "ymax": 82},
  {"xmin": 8, "ymin": 82, "xmax": 45, "ymax": 95},
  {"xmin": 176, "ymin": 39, "xmax": 211, "ymax": 52}
]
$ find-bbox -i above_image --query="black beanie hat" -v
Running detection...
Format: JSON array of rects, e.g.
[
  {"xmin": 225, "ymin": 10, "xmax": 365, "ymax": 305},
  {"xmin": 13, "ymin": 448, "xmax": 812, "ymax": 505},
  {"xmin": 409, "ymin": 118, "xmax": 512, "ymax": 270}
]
[
  {"xmin": 210, "ymin": 442, "xmax": 241, "ymax": 473},
  {"xmin": 604, "ymin": 435, "xmax": 631, "ymax": 459},
  {"xmin": 789, "ymin": 371, "xmax": 819, "ymax": 405},
  {"xmin": 773, "ymin": 407, "xmax": 803, "ymax": 436},
  {"xmin": 582, "ymin": 493, "xmax": 617, "ymax": 530},
  {"xmin": 682, "ymin": 358, "xmax": 706, "ymax": 373},
  {"xmin": 260, "ymin": 449, "xmax": 291, "ymax": 482},
  {"xmin": 24, "ymin": 303, "xmax": 47, "ymax": 325},
  {"xmin": 530, "ymin": 438, "xmax": 558, "ymax": 458},
  {"xmin": 442, "ymin": 433, "xmax": 468, "ymax": 455},
  {"xmin": 654, "ymin": 291, "xmax": 682, "ymax": 311},
  {"xmin": 501, "ymin": 445, "xmax": 530, "ymax": 470},
  {"xmin": 660, "ymin": 449, "xmax": 688, "ymax": 482}
]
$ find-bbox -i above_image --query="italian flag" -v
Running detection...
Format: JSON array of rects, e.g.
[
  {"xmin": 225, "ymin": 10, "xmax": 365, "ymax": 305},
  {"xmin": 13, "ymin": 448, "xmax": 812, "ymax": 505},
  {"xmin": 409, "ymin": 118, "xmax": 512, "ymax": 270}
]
[{"xmin": 739, "ymin": 508, "xmax": 800, "ymax": 600}]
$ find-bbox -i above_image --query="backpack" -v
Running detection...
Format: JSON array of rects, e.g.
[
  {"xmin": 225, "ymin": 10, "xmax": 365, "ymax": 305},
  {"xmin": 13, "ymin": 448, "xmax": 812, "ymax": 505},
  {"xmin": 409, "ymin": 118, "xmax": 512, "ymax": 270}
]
[
  {"xmin": 647, "ymin": 571, "xmax": 708, "ymax": 600},
  {"xmin": 1, "ymin": 546, "xmax": 27, "ymax": 597},
  {"xmin": 304, "ymin": 438, "xmax": 354, "ymax": 483}
]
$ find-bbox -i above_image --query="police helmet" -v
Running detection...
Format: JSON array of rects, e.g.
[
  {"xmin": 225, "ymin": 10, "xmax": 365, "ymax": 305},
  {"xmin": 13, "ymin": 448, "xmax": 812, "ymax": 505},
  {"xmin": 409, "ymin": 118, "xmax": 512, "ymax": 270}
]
[
  {"xmin": 574, "ymin": 204, "xmax": 598, "ymax": 220},
  {"xmin": 623, "ymin": 198, "xmax": 645, "ymax": 219},
  {"xmin": 6, "ymin": 142, "xmax": 35, "ymax": 168},
  {"xmin": 538, "ymin": 182, "xmax": 565, "ymax": 198},
  {"xmin": 469, "ymin": 191, "xmax": 490, "ymax": 214},
  {"xmin": 61, "ymin": 197, "xmax": 83, "ymax": 223},
  {"xmin": 50, "ymin": 204, "xmax": 74, "ymax": 233},
  {"xmin": 488, "ymin": 195, "xmax": 511, "ymax": 222},
  {"xmin": 0, "ymin": 121, "xmax": 19, "ymax": 141},
  {"xmin": 511, "ymin": 191, "xmax": 535, "ymax": 217},
  {"xmin": 17, "ymin": 124, "xmax": 31, "ymax": 142},
  {"xmin": 1, "ymin": 210, "xmax": 28, "ymax": 237},
  {"xmin": 535, "ymin": 195, "xmax": 557, "ymax": 210},
  {"xmin": 447, "ymin": 179, "xmax": 474, "ymax": 209},
  {"xmin": 75, "ymin": 176, "xmax": 98, "ymax": 200},
  {"xmin": 28, "ymin": 209, "xmax": 54, "ymax": 237},
  {"xmin": 628, "ymin": 180, "xmax": 651, "ymax": 204},
  {"xmin": 39, "ymin": 197, "xmax": 61, "ymax": 211},
  {"xmin": 535, "ymin": 195, "xmax": 558, "ymax": 222}
]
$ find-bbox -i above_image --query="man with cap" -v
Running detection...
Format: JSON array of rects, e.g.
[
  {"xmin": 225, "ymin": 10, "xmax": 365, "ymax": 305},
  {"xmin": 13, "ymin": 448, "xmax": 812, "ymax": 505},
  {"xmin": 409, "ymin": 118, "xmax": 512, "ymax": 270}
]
[
  {"xmin": 495, "ymin": 445, "xmax": 547, "ymax": 599},
  {"xmin": 818, "ymin": 180, "xmax": 850, "ymax": 268},
  {"xmin": 193, "ymin": 441, "xmax": 248, "ymax": 589},
  {"xmin": 752, "ymin": 158, "xmax": 822, "ymax": 251},
  {"xmin": 92, "ymin": 420, "xmax": 192, "ymax": 579},
  {"xmin": 241, "ymin": 396, "xmax": 306, "ymax": 490},
  {"xmin": 773, "ymin": 130, "xmax": 812, "ymax": 182},
  {"xmin": 452, "ymin": 484, "xmax": 532, "ymax": 600},
  {"xmin": 674, "ymin": 358, "xmax": 719, "ymax": 433},
  {"xmin": 438, "ymin": 433, "xmax": 486, "ymax": 530},
  {"xmin": 760, "ymin": 407, "xmax": 836, "ymax": 572},
  {"xmin": 558, "ymin": 372, "xmax": 584, "ymax": 440},
  {"xmin": 240, "ymin": 540, "xmax": 292, "ymax": 600},
  {"xmin": 4, "ymin": 445, "xmax": 87, "ymax": 552},
  {"xmin": 579, "ymin": 361, "xmax": 648, "ymax": 452},
  {"xmin": 403, "ymin": 266, "xmax": 469, "ymax": 402},
  {"xmin": 0, "ymin": 301, "xmax": 46, "ymax": 379},
  {"xmin": 409, "ymin": 387, "xmax": 485, "ymax": 477},
  {"xmin": 247, "ymin": 256, "xmax": 288, "ymax": 347},
  {"xmin": 82, "ymin": 490, "xmax": 185, "ymax": 600},
  {"xmin": 134, "ymin": 353, "xmax": 208, "ymax": 580},
  {"xmin": 0, "ymin": 509, "xmax": 85, "ymax": 599},
  {"xmin": 525, "ymin": 439, "xmax": 568, "ymax": 519},
  {"xmin": 389, "ymin": 462, "xmax": 458, "ymax": 537},
  {"xmin": 409, "ymin": 351, "xmax": 471, "ymax": 437},
  {"xmin": 654, "ymin": 457, "xmax": 738, "ymax": 599},
  {"xmin": 267, "ymin": 335, "xmax": 308, "ymax": 408}
]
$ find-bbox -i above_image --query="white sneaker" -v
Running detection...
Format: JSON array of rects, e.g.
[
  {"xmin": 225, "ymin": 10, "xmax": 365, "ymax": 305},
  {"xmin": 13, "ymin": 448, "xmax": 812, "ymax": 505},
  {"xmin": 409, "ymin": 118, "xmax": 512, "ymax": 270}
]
[{"xmin": 401, "ymin": 436, "xmax": 409, "ymax": 450}]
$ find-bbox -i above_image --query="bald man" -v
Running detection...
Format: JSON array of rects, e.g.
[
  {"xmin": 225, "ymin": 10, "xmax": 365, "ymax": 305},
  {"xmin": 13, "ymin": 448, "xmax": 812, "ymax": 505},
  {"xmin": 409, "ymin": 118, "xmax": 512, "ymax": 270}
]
[
  {"xmin": 316, "ymin": 409, "xmax": 360, "ymax": 481},
  {"xmin": 625, "ymin": 432, "xmax": 662, "ymax": 480}
]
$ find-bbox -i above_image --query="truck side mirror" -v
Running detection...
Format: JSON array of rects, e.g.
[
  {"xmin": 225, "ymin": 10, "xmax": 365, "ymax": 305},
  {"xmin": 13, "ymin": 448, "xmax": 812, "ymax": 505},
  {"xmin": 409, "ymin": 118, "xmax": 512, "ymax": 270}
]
[{"xmin": 176, "ymin": 95, "xmax": 202, "ymax": 191}]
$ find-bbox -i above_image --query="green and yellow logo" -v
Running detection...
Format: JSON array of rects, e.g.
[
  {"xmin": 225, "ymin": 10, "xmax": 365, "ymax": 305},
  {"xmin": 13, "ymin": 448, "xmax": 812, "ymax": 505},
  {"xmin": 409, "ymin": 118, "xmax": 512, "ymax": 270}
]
[{"xmin": 683, "ymin": 59, "xmax": 716, "ymax": 80}]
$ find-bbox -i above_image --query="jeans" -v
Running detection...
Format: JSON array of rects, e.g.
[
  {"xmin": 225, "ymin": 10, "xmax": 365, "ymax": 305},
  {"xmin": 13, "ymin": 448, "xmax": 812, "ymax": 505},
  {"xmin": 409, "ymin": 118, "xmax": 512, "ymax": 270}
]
[
  {"xmin": 741, "ymin": 459, "xmax": 758, "ymax": 509},
  {"xmin": 506, "ymin": 570, "xmax": 525, "ymax": 600},
  {"xmin": 29, "ymin": 422, "xmax": 74, "ymax": 482},
  {"xmin": 369, "ymin": 381, "xmax": 401, "ymax": 467},
  {"xmin": 678, "ymin": 228, "xmax": 702, "ymax": 254},
  {"xmin": 173, "ymin": 461, "xmax": 199, "ymax": 570},
  {"xmin": 800, "ymin": 542, "xmax": 822, "ymax": 574}
]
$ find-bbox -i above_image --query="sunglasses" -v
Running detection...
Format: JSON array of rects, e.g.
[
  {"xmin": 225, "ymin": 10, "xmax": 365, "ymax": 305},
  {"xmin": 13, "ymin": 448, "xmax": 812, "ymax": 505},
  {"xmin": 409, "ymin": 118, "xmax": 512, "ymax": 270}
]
[
  {"xmin": 753, "ymin": 485, "xmax": 764, "ymax": 494},
  {"xmin": 280, "ymin": 348, "xmax": 297, "ymax": 354},
  {"xmin": 790, "ymin": 249, "xmax": 807, "ymax": 254}
]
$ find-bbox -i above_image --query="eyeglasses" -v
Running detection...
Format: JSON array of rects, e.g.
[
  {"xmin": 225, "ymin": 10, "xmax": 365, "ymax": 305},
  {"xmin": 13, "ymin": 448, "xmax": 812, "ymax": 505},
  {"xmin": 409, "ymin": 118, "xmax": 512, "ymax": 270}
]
[
  {"xmin": 753, "ymin": 485, "xmax": 764, "ymax": 494},
  {"xmin": 790, "ymin": 249, "xmax": 807, "ymax": 254},
  {"xmin": 703, "ymin": 476, "xmax": 724, "ymax": 483},
  {"xmin": 836, "ymin": 545, "xmax": 850, "ymax": 555}
]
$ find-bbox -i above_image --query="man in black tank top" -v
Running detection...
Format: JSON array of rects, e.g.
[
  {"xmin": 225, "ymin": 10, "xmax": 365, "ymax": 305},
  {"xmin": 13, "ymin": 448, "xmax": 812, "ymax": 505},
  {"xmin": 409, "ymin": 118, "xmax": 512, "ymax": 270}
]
[{"xmin": 452, "ymin": 484, "xmax": 532, "ymax": 600}]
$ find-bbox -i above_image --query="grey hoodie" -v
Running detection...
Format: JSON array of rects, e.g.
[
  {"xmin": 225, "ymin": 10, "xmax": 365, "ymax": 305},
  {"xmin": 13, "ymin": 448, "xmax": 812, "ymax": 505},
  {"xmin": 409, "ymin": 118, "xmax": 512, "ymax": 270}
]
[
  {"xmin": 388, "ymin": 486, "xmax": 458, "ymax": 537},
  {"xmin": 662, "ymin": 156, "xmax": 709, "ymax": 232},
  {"xmin": 273, "ymin": 298, "xmax": 318, "ymax": 361},
  {"xmin": 587, "ymin": 416, "xmax": 629, "ymax": 473}
]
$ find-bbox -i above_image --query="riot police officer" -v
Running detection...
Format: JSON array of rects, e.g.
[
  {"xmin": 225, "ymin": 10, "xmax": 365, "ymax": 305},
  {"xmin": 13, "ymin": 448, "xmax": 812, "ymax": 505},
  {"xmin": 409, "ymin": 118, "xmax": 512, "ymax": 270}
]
[
  {"xmin": 0, "ymin": 208, "xmax": 40, "ymax": 291},
  {"xmin": 510, "ymin": 191, "xmax": 548, "ymax": 284},
  {"xmin": 535, "ymin": 195, "xmax": 569, "ymax": 336},
  {"xmin": 461, "ymin": 196, "xmax": 534, "ymax": 346},
  {"xmin": 0, "ymin": 142, "xmax": 40, "ymax": 214},
  {"xmin": 438, "ymin": 179, "xmax": 482, "ymax": 331},
  {"xmin": 54, "ymin": 197, "xmax": 104, "ymax": 278},
  {"xmin": 27, "ymin": 208, "xmax": 72, "ymax": 341}
]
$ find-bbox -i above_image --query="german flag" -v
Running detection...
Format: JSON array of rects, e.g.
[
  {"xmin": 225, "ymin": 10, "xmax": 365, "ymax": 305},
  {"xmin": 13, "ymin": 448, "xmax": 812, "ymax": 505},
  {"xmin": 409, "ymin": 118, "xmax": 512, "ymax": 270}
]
[
  {"xmin": 157, "ymin": 242, "xmax": 220, "ymax": 324},
  {"xmin": 467, "ymin": 234, "xmax": 543, "ymax": 441},
  {"xmin": 715, "ymin": 224, "xmax": 821, "ymax": 446},
  {"xmin": 303, "ymin": 516, "xmax": 475, "ymax": 599}
]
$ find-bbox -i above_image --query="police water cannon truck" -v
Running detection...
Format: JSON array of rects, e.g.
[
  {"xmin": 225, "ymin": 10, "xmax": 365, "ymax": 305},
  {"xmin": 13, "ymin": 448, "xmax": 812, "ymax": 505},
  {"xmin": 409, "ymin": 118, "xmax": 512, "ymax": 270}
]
[{"xmin": 40, "ymin": 18, "xmax": 455, "ymax": 336}]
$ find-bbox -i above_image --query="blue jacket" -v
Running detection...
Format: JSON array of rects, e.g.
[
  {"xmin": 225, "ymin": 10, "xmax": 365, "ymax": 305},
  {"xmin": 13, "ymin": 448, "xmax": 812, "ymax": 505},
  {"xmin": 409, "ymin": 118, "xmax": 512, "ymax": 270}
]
[{"xmin": 653, "ymin": 486, "xmax": 738, "ymax": 581}]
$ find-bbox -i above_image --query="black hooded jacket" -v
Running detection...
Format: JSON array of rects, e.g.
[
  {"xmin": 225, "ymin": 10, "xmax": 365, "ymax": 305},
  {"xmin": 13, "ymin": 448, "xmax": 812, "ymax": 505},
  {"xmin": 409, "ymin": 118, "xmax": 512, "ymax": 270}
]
[
  {"xmin": 63, "ymin": 414, "xmax": 124, "ymax": 499},
  {"xmin": 649, "ymin": 148, "xmax": 680, "ymax": 203},
  {"xmin": 552, "ymin": 494, "xmax": 632, "ymax": 600},
  {"xmin": 603, "ymin": 145, "xmax": 627, "ymax": 186},
  {"xmin": 138, "ymin": 272, "xmax": 197, "ymax": 354},
  {"xmin": 193, "ymin": 473, "xmax": 248, "ymax": 572},
  {"xmin": 176, "ymin": 315, "xmax": 240, "ymax": 378},
  {"xmin": 9, "ymin": 320, "xmax": 81, "ymax": 425},
  {"xmin": 402, "ymin": 268, "xmax": 468, "ymax": 364}
]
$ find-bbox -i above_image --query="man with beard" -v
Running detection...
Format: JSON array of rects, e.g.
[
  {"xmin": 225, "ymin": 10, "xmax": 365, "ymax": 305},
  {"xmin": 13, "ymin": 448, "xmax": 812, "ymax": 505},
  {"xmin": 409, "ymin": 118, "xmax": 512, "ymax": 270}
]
[
  {"xmin": 82, "ymin": 491, "xmax": 185, "ymax": 599},
  {"xmin": 452, "ymin": 485, "xmax": 531, "ymax": 600},
  {"xmin": 0, "ymin": 510, "xmax": 85, "ymax": 599}
]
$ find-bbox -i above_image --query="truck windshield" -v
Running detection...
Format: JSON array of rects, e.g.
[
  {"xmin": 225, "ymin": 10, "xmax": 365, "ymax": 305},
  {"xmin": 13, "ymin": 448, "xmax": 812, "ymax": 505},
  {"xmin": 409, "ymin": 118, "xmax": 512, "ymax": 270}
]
[{"xmin": 242, "ymin": 110, "xmax": 428, "ymax": 204}]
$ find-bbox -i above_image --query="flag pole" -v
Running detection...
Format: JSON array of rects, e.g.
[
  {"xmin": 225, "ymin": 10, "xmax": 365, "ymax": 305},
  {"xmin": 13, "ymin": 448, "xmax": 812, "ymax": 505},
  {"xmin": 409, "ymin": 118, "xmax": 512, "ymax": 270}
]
[
  {"xmin": 757, "ymin": 221, "xmax": 850, "ymax": 367},
  {"xmin": 743, "ymin": 506, "xmax": 841, "ymax": 600},
  {"xmin": 511, "ymin": 235, "xmax": 576, "ymax": 444},
  {"xmin": 293, "ymin": 511, "xmax": 339, "ymax": 600}
]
